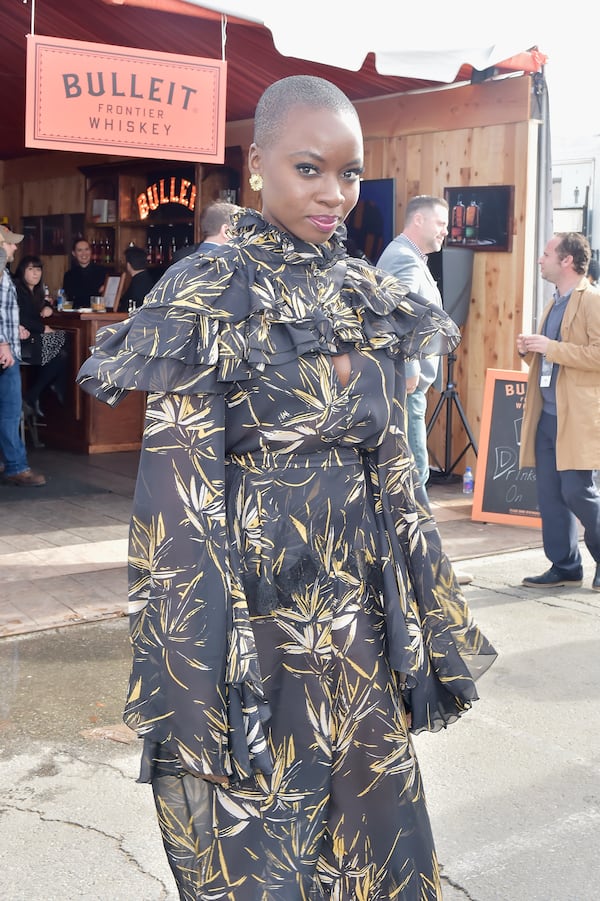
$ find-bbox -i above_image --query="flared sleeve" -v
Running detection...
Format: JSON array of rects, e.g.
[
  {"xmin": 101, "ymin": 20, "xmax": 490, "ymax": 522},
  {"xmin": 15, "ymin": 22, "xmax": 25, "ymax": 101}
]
[
  {"xmin": 364, "ymin": 375, "xmax": 497, "ymax": 734},
  {"xmin": 124, "ymin": 388, "xmax": 273, "ymax": 782}
]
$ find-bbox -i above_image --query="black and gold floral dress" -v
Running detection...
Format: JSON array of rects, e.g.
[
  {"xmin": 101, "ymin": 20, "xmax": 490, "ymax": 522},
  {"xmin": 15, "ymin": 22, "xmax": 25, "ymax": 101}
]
[{"xmin": 77, "ymin": 210, "xmax": 496, "ymax": 901}]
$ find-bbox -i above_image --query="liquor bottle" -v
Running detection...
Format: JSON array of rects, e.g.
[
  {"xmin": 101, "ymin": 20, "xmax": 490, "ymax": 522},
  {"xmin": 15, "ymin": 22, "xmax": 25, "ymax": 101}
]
[
  {"xmin": 462, "ymin": 466, "xmax": 474, "ymax": 495},
  {"xmin": 465, "ymin": 200, "xmax": 480, "ymax": 242},
  {"xmin": 104, "ymin": 237, "xmax": 112, "ymax": 265},
  {"xmin": 169, "ymin": 234, "xmax": 177, "ymax": 263},
  {"xmin": 146, "ymin": 234, "xmax": 154, "ymax": 265},
  {"xmin": 451, "ymin": 195, "xmax": 465, "ymax": 243},
  {"xmin": 154, "ymin": 234, "xmax": 164, "ymax": 266}
]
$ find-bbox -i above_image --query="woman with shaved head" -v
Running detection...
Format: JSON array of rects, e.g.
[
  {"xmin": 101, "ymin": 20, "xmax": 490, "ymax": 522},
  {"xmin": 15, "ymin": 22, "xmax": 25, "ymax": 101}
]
[{"xmin": 78, "ymin": 75, "xmax": 496, "ymax": 900}]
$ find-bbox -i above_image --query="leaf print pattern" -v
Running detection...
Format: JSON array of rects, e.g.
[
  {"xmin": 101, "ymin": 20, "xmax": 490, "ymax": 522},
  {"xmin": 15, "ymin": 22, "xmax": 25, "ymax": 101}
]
[{"xmin": 77, "ymin": 209, "xmax": 496, "ymax": 899}]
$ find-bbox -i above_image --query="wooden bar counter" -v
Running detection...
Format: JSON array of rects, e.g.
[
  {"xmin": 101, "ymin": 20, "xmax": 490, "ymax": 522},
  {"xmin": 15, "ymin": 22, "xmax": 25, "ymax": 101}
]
[{"xmin": 39, "ymin": 311, "xmax": 145, "ymax": 454}]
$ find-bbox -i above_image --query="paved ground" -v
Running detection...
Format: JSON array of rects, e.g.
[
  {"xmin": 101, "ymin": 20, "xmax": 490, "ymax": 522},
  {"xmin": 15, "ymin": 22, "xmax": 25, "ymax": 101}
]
[{"xmin": 2, "ymin": 449, "xmax": 599, "ymax": 900}]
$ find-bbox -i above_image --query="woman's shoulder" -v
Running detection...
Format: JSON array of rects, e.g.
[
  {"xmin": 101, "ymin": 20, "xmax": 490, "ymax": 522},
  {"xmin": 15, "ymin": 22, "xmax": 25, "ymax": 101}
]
[
  {"xmin": 143, "ymin": 241, "xmax": 251, "ymax": 319},
  {"xmin": 76, "ymin": 245, "xmax": 256, "ymax": 403},
  {"xmin": 15, "ymin": 282, "xmax": 36, "ymax": 308},
  {"xmin": 343, "ymin": 255, "xmax": 461, "ymax": 358}
]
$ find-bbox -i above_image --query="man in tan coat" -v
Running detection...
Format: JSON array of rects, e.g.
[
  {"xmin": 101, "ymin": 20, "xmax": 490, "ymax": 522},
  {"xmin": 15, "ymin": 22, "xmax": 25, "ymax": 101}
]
[{"xmin": 518, "ymin": 232, "xmax": 600, "ymax": 591}]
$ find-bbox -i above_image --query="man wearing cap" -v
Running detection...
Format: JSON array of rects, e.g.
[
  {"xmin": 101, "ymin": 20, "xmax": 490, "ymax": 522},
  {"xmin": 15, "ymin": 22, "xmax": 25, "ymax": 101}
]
[{"xmin": 0, "ymin": 224, "xmax": 46, "ymax": 486}]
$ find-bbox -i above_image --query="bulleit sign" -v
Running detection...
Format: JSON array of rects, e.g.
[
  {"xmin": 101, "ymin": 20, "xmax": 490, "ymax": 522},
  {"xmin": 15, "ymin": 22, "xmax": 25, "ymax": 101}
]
[{"xmin": 26, "ymin": 35, "xmax": 227, "ymax": 163}]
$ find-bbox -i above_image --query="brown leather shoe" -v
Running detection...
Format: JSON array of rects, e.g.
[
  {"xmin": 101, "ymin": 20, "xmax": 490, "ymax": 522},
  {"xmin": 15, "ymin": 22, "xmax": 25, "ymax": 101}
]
[{"xmin": 4, "ymin": 468, "xmax": 46, "ymax": 487}]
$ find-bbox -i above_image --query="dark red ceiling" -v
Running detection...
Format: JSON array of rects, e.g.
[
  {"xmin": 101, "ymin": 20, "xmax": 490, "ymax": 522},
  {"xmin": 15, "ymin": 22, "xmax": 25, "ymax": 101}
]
[{"xmin": 0, "ymin": 0, "xmax": 527, "ymax": 162}]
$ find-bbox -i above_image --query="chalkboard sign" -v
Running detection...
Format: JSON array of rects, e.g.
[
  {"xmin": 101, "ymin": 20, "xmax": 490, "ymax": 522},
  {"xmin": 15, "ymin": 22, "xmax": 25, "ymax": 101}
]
[{"xmin": 472, "ymin": 369, "xmax": 542, "ymax": 528}]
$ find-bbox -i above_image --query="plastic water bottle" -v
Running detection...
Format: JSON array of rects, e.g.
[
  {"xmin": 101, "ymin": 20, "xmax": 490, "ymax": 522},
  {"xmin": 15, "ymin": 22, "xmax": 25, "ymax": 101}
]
[
  {"xmin": 56, "ymin": 288, "xmax": 65, "ymax": 312},
  {"xmin": 462, "ymin": 466, "xmax": 474, "ymax": 495}
]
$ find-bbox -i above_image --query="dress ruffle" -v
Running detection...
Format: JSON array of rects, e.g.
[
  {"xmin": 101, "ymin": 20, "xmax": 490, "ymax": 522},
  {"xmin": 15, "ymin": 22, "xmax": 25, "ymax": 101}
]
[{"xmin": 77, "ymin": 209, "xmax": 460, "ymax": 404}]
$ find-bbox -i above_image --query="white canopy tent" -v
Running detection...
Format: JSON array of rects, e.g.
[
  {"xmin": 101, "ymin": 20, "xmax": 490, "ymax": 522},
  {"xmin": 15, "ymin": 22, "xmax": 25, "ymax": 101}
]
[{"xmin": 182, "ymin": 0, "xmax": 542, "ymax": 83}]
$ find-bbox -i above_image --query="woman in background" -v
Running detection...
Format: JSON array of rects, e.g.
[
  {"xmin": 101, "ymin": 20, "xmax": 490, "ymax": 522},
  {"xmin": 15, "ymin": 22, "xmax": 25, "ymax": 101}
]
[
  {"xmin": 14, "ymin": 254, "xmax": 67, "ymax": 417},
  {"xmin": 77, "ymin": 76, "xmax": 496, "ymax": 900}
]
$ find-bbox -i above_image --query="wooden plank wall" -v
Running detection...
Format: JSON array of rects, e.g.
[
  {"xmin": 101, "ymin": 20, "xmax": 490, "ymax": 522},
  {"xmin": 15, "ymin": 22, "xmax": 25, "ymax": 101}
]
[
  {"xmin": 2, "ymin": 74, "xmax": 540, "ymax": 473},
  {"xmin": 372, "ymin": 121, "xmax": 534, "ymax": 472}
]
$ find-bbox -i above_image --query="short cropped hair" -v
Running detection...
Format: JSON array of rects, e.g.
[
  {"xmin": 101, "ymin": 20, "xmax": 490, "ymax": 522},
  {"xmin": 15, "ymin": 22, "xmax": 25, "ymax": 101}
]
[
  {"xmin": 125, "ymin": 245, "xmax": 149, "ymax": 271},
  {"xmin": 405, "ymin": 195, "xmax": 448, "ymax": 223},
  {"xmin": 253, "ymin": 75, "xmax": 360, "ymax": 147},
  {"xmin": 200, "ymin": 201, "xmax": 239, "ymax": 239},
  {"xmin": 555, "ymin": 232, "xmax": 591, "ymax": 275}
]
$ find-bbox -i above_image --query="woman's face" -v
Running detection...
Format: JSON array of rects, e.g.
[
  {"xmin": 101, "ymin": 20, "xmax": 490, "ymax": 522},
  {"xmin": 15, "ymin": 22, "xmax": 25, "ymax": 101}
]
[
  {"xmin": 23, "ymin": 262, "xmax": 43, "ymax": 289},
  {"xmin": 249, "ymin": 105, "xmax": 364, "ymax": 244}
]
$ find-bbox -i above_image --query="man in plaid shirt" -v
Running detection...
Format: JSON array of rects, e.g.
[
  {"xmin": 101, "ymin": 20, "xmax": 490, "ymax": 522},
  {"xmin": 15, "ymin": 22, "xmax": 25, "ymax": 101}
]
[{"xmin": 0, "ymin": 225, "xmax": 45, "ymax": 486}]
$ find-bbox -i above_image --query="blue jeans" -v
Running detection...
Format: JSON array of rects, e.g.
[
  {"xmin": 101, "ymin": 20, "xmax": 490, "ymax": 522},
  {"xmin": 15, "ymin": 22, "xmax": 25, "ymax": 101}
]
[
  {"xmin": 407, "ymin": 389, "xmax": 429, "ymax": 488},
  {"xmin": 0, "ymin": 363, "xmax": 29, "ymax": 476}
]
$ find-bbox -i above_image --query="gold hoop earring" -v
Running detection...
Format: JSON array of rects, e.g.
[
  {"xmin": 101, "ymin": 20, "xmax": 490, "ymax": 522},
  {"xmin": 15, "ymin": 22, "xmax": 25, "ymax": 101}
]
[{"xmin": 249, "ymin": 173, "xmax": 263, "ymax": 192}]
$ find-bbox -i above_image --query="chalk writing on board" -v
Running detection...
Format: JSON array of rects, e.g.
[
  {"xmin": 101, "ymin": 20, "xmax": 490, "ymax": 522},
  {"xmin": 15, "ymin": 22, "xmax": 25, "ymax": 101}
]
[{"xmin": 472, "ymin": 369, "xmax": 541, "ymax": 528}]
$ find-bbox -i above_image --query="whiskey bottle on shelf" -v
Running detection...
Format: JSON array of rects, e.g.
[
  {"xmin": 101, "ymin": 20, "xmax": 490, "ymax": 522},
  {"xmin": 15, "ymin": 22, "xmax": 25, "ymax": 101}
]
[
  {"xmin": 154, "ymin": 234, "xmax": 164, "ymax": 266},
  {"xmin": 451, "ymin": 195, "xmax": 465, "ymax": 243},
  {"xmin": 146, "ymin": 234, "xmax": 154, "ymax": 265},
  {"xmin": 465, "ymin": 199, "xmax": 480, "ymax": 242}
]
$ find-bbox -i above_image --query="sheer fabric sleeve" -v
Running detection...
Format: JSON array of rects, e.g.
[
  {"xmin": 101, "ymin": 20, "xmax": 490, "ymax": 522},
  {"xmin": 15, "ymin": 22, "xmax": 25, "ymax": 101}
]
[
  {"xmin": 364, "ymin": 362, "xmax": 497, "ymax": 734},
  {"xmin": 124, "ymin": 389, "xmax": 272, "ymax": 782}
]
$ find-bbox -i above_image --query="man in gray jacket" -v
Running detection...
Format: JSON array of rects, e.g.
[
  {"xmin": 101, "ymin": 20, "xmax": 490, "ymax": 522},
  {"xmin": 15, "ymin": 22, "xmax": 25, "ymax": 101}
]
[
  {"xmin": 377, "ymin": 195, "xmax": 448, "ymax": 487},
  {"xmin": 378, "ymin": 196, "xmax": 472, "ymax": 585}
]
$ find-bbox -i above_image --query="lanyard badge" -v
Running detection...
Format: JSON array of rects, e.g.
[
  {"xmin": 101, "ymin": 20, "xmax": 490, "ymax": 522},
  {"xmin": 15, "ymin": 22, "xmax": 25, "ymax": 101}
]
[{"xmin": 540, "ymin": 356, "xmax": 553, "ymax": 388}]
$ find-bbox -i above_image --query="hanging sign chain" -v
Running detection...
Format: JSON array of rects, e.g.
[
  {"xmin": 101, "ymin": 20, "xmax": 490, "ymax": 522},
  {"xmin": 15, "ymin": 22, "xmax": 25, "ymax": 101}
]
[{"xmin": 221, "ymin": 14, "xmax": 227, "ymax": 61}]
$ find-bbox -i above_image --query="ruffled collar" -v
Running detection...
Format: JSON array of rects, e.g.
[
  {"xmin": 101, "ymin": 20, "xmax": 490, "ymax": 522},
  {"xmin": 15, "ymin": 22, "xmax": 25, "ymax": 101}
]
[
  {"xmin": 230, "ymin": 208, "xmax": 348, "ymax": 268},
  {"xmin": 77, "ymin": 207, "xmax": 461, "ymax": 399}
]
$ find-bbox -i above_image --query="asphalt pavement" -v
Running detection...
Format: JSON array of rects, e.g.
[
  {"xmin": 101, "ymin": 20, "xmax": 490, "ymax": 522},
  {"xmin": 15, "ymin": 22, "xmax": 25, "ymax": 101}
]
[{"xmin": 2, "ymin": 550, "xmax": 599, "ymax": 900}]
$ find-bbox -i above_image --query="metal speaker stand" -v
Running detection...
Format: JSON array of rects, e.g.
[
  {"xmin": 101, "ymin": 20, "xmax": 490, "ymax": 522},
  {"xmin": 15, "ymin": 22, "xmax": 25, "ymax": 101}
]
[{"xmin": 426, "ymin": 351, "xmax": 478, "ymax": 480}]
